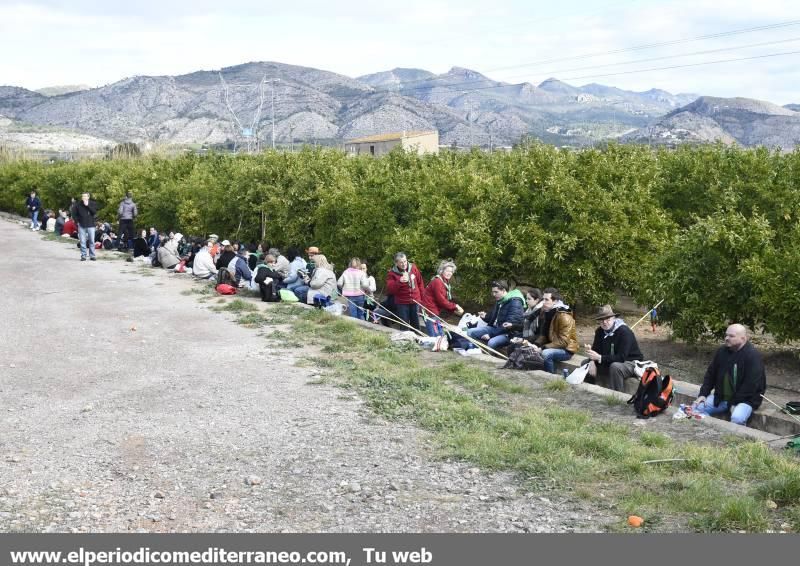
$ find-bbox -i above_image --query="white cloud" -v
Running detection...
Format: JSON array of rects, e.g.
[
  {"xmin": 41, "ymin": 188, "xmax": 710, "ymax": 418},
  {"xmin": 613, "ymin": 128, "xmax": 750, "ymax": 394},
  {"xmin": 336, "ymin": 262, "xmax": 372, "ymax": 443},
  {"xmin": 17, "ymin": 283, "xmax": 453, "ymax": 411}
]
[{"xmin": 0, "ymin": 0, "xmax": 798, "ymax": 104}]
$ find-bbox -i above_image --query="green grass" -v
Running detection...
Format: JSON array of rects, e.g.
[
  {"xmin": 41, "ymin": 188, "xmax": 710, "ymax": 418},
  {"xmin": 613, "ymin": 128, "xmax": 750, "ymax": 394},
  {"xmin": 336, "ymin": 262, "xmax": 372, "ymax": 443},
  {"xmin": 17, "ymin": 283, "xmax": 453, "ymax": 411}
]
[
  {"xmin": 191, "ymin": 297, "xmax": 800, "ymax": 532},
  {"xmin": 212, "ymin": 298, "xmax": 258, "ymax": 313}
]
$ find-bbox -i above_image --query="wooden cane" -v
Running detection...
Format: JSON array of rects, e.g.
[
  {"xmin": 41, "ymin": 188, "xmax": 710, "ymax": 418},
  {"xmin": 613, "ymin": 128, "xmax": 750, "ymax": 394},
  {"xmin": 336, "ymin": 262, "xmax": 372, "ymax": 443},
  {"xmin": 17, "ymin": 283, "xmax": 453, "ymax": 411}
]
[
  {"xmin": 630, "ymin": 299, "xmax": 664, "ymax": 331},
  {"xmin": 413, "ymin": 300, "xmax": 510, "ymax": 360}
]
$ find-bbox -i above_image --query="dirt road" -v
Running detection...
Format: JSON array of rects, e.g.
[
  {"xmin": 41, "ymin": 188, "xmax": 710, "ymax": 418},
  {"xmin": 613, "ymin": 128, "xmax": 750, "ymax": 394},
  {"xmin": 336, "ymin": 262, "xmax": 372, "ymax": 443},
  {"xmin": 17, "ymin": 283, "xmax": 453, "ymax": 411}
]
[{"xmin": 0, "ymin": 218, "xmax": 604, "ymax": 533}]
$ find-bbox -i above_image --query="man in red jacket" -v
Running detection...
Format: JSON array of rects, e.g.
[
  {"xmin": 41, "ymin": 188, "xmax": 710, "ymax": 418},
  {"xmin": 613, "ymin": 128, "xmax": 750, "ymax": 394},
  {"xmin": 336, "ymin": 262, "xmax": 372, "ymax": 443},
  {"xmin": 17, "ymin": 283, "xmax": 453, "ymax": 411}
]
[{"xmin": 385, "ymin": 252, "xmax": 425, "ymax": 331}]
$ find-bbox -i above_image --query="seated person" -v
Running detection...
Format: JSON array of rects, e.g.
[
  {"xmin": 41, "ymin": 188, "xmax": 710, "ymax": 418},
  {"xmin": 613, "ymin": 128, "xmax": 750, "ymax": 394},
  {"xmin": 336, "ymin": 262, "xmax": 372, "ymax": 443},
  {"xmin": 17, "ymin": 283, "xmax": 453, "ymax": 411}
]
[
  {"xmin": 465, "ymin": 280, "xmax": 525, "ymax": 351},
  {"xmin": 532, "ymin": 287, "xmax": 578, "ymax": 373},
  {"xmin": 226, "ymin": 247, "xmax": 253, "ymax": 286},
  {"xmin": 583, "ymin": 305, "xmax": 644, "ymax": 391},
  {"xmin": 192, "ymin": 241, "xmax": 218, "ymax": 280},
  {"xmin": 62, "ymin": 216, "xmax": 78, "ymax": 239},
  {"xmin": 132, "ymin": 230, "xmax": 151, "ymax": 258},
  {"xmin": 691, "ymin": 324, "xmax": 766, "ymax": 426},
  {"xmin": 157, "ymin": 235, "xmax": 181, "ymax": 269},
  {"xmin": 281, "ymin": 247, "xmax": 307, "ymax": 290},
  {"xmin": 215, "ymin": 243, "xmax": 237, "ymax": 271}
]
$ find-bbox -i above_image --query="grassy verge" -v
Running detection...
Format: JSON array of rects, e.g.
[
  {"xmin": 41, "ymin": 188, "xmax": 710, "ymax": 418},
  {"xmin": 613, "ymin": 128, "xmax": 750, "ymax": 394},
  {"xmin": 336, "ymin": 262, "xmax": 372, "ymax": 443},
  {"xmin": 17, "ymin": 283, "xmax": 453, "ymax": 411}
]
[{"xmin": 277, "ymin": 308, "xmax": 800, "ymax": 532}]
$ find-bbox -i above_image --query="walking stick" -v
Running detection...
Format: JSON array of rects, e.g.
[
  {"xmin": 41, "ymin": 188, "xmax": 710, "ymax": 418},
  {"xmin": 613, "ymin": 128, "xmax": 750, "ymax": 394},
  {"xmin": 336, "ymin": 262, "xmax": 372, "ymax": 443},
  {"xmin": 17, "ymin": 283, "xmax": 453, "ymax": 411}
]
[
  {"xmin": 340, "ymin": 295, "xmax": 426, "ymax": 337},
  {"xmin": 630, "ymin": 299, "xmax": 664, "ymax": 331},
  {"xmin": 760, "ymin": 394, "xmax": 800, "ymax": 428},
  {"xmin": 413, "ymin": 300, "xmax": 510, "ymax": 360}
]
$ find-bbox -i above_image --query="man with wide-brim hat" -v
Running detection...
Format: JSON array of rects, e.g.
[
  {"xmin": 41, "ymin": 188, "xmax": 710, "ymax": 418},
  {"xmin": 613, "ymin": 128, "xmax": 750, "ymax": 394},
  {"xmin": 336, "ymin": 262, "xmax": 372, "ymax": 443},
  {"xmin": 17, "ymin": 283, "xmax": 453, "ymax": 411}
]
[{"xmin": 584, "ymin": 304, "xmax": 644, "ymax": 392}]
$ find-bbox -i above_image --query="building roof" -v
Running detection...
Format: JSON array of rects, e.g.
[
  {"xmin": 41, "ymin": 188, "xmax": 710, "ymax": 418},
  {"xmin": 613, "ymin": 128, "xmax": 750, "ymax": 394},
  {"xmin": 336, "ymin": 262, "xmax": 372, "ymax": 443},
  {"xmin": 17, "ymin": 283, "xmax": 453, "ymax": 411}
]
[{"xmin": 345, "ymin": 130, "xmax": 438, "ymax": 144}]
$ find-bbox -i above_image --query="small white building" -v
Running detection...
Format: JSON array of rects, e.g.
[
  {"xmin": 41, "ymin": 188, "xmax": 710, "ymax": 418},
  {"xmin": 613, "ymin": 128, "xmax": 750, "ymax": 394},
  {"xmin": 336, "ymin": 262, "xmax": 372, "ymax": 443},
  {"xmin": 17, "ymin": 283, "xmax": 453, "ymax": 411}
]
[{"xmin": 345, "ymin": 130, "xmax": 439, "ymax": 157}]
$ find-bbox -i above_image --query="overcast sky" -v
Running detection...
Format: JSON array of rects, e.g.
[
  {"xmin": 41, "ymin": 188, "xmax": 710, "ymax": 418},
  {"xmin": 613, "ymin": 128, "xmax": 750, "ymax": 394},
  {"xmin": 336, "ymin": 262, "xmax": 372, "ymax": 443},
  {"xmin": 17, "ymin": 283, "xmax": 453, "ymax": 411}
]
[{"xmin": 1, "ymin": 0, "xmax": 798, "ymax": 104}]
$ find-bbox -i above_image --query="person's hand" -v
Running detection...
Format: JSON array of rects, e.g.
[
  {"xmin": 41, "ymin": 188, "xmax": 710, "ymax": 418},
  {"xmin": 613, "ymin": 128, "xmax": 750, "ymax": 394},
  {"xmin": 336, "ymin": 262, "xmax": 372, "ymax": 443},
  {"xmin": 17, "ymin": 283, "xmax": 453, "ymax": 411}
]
[
  {"xmin": 502, "ymin": 322, "xmax": 512, "ymax": 329},
  {"xmin": 478, "ymin": 311, "xmax": 486, "ymax": 318},
  {"xmin": 692, "ymin": 396, "xmax": 706, "ymax": 410},
  {"xmin": 480, "ymin": 334, "xmax": 490, "ymax": 342},
  {"xmin": 454, "ymin": 305, "xmax": 464, "ymax": 316},
  {"xmin": 585, "ymin": 348, "xmax": 601, "ymax": 362}
]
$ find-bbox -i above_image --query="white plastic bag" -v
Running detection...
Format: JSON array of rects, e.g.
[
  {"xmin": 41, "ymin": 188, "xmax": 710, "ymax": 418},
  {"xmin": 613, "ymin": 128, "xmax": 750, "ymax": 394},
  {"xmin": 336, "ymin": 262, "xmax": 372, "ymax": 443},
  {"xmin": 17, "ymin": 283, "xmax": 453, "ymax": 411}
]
[
  {"xmin": 566, "ymin": 365, "xmax": 589, "ymax": 385},
  {"xmin": 634, "ymin": 360, "xmax": 659, "ymax": 378},
  {"xmin": 457, "ymin": 313, "xmax": 487, "ymax": 331}
]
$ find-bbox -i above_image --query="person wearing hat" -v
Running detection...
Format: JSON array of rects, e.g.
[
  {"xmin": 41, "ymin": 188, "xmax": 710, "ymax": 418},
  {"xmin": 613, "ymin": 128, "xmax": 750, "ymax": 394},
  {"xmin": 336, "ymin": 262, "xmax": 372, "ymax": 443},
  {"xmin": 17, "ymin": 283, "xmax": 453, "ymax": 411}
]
[
  {"xmin": 208, "ymin": 234, "xmax": 220, "ymax": 259},
  {"xmin": 584, "ymin": 305, "xmax": 644, "ymax": 392}
]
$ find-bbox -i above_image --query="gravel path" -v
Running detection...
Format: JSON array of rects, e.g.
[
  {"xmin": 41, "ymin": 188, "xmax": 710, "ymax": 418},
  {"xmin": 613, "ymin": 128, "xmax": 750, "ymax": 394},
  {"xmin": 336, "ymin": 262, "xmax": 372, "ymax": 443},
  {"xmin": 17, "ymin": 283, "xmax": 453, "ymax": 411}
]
[{"xmin": 0, "ymin": 218, "xmax": 608, "ymax": 533}]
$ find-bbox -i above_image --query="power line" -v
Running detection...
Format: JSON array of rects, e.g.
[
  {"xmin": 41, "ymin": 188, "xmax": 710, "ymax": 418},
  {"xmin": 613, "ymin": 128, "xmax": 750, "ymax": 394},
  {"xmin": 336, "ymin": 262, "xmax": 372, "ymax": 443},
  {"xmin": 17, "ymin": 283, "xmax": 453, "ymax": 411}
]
[{"xmin": 558, "ymin": 49, "xmax": 800, "ymax": 82}]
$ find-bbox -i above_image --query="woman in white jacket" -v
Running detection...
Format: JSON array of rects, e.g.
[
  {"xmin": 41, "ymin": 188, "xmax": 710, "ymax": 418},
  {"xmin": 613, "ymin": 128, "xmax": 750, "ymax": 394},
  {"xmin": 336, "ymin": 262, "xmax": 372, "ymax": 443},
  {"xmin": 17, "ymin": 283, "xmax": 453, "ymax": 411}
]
[{"xmin": 305, "ymin": 254, "xmax": 337, "ymax": 305}]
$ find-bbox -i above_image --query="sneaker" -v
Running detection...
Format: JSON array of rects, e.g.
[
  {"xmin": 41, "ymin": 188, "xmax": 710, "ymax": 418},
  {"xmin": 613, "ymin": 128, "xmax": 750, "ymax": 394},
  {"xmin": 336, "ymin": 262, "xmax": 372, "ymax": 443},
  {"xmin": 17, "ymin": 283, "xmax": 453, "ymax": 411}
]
[
  {"xmin": 90, "ymin": 257, "xmax": 96, "ymax": 261},
  {"xmin": 80, "ymin": 257, "xmax": 86, "ymax": 261}
]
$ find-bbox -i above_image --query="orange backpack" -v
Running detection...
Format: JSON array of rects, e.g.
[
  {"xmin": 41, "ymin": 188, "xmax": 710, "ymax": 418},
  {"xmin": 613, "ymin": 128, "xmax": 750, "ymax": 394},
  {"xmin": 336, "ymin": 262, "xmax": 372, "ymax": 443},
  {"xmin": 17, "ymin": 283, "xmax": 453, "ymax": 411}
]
[{"xmin": 627, "ymin": 366, "xmax": 674, "ymax": 418}]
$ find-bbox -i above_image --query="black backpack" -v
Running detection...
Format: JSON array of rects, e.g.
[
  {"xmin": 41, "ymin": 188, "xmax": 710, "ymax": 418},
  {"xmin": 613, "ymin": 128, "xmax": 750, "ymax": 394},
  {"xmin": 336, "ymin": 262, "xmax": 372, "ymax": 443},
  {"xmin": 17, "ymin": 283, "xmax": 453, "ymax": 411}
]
[
  {"xmin": 627, "ymin": 366, "xmax": 674, "ymax": 419},
  {"xmin": 216, "ymin": 267, "xmax": 236, "ymax": 286}
]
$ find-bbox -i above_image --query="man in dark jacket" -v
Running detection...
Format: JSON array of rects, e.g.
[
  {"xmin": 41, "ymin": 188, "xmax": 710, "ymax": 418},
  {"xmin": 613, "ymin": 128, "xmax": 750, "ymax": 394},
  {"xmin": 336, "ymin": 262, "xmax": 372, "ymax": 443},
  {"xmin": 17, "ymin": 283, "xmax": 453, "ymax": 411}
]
[
  {"xmin": 117, "ymin": 192, "xmax": 138, "ymax": 250},
  {"xmin": 692, "ymin": 324, "xmax": 766, "ymax": 425},
  {"xmin": 25, "ymin": 190, "xmax": 41, "ymax": 230},
  {"xmin": 70, "ymin": 192, "xmax": 98, "ymax": 261},
  {"xmin": 584, "ymin": 304, "xmax": 644, "ymax": 391},
  {"xmin": 466, "ymin": 280, "xmax": 526, "ymax": 351}
]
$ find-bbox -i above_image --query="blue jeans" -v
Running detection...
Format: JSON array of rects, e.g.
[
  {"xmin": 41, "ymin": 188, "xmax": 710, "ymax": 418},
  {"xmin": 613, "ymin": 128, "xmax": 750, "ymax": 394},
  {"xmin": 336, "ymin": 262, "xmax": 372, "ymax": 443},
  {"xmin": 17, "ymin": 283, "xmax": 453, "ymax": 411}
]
[
  {"xmin": 293, "ymin": 285, "xmax": 310, "ymax": 303},
  {"xmin": 395, "ymin": 303, "xmax": 420, "ymax": 331},
  {"xmin": 78, "ymin": 225, "xmax": 96, "ymax": 259},
  {"xmin": 425, "ymin": 318, "xmax": 444, "ymax": 337},
  {"xmin": 696, "ymin": 394, "xmax": 753, "ymax": 425},
  {"xmin": 466, "ymin": 327, "xmax": 511, "ymax": 350},
  {"xmin": 31, "ymin": 209, "xmax": 40, "ymax": 229},
  {"xmin": 541, "ymin": 348, "xmax": 572, "ymax": 374},
  {"xmin": 346, "ymin": 295, "xmax": 365, "ymax": 319}
]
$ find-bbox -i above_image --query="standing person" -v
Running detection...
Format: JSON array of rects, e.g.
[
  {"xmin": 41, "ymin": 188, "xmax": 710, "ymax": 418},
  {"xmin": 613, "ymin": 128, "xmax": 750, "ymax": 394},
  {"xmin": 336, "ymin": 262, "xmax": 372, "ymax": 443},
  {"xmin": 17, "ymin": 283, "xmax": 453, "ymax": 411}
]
[
  {"xmin": 691, "ymin": 324, "xmax": 766, "ymax": 425},
  {"xmin": 117, "ymin": 192, "xmax": 138, "ymax": 250},
  {"xmin": 583, "ymin": 305, "xmax": 644, "ymax": 391},
  {"xmin": 420, "ymin": 260, "xmax": 464, "ymax": 336},
  {"xmin": 338, "ymin": 257, "xmax": 370, "ymax": 318},
  {"xmin": 25, "ymin": 190, "xmax": 41, "ymax": 230},
  {"xmin": 70, "ymin": 192, "xmax": 98, "ymax": 261},
  {"xmin": 385, "ymin": 252, "xmax": 425, "ymax": 330}
]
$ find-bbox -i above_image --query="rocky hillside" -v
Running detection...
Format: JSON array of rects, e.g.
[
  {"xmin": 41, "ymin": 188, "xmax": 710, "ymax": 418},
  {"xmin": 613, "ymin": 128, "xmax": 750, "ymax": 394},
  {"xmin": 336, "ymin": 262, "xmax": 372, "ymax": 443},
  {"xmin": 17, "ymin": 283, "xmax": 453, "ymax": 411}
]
[
  {"xmin": 623, "ymin": 96, "xmax": 800, "ymax": 148},
  {"xmin": 2, "ymin": 60, "xmax": 793, "ymax": 149}
]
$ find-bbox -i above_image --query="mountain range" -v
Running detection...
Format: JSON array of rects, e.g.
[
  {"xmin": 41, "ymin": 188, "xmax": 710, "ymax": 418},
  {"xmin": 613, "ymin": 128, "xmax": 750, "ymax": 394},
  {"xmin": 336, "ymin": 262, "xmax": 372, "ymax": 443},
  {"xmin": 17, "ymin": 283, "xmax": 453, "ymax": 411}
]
[{"xmin": 1, "ymin": 61, "xmax": 798, "ymax": 151}]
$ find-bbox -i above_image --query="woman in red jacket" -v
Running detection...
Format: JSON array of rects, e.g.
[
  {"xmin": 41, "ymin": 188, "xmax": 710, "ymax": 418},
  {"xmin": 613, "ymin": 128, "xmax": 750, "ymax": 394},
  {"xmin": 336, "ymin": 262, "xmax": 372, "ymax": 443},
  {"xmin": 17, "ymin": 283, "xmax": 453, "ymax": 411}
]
[
  {"xmin": 385, "ymin": 252, "xmax": 425, "ymax": 331},
  {"xmin": 420, "ymin": 260, "xmax": 464, "ymax": 336}
]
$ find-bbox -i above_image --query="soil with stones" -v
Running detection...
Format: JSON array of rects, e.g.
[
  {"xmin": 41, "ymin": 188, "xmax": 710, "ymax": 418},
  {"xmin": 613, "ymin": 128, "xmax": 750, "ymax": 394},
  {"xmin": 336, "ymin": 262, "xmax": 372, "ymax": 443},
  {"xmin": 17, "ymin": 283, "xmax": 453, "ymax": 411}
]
[{"xmin": 0, "ymin": 218, "xmax": 609, "ymax": 533}]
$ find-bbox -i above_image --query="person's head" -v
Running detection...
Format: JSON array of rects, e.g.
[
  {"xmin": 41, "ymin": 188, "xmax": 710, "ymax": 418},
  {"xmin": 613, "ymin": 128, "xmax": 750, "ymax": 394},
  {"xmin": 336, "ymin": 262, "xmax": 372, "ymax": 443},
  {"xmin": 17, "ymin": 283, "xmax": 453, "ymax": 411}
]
[
  {"xmin": 81, "ymin": 192, "xmax": 89, "ymax": 202},
  {"xmin": 314, "ymin": 254, "xmax": 332, "ymax": 270},
  {"xmin": 490, "ymin": 280, "xmax": 509, "ymax": 301},
  {"xmin": 286, "ymin": 246, "xmax": 301, "ymax": 260},
  {"xmin": 140, "ymin": 229, "xmax": 147, "ymax": 238},
  {"xmin": 724, "ymin": 324, "xmax": 749, "ymax": 351},
  {"xmin": 360, "ymin": 262, "xmax": 369, "ymax": 274},
  {"xmin": 268, "ymin": 247, "xmax": 281, "ymax": 258},
  {"xmin": 526, "ymin": 287, "xmax": 543, "ymax": 304},
  {"xmin": 542, "ymin": 287, "xmax": 561, "ymax": 312},
  {"xmin": 125, "ymin": 191, "xmax": 132, "ymax": 199},
  {"xmin": 394, "ymin": 252, "xmax": 408, "ymax": 270},
  {"xmin": 594, "ymin": 304, "xmax": 618, "ymax": 331},
  {"xmin": 149, "ymin": 227, "xmax": 156, "ymax": 235},
  {"xmin": 265, "ymin": 253, "xmax": 276, "ymax": 263},
  {"xmin": 306, "ymin": 246, "xmax": 321, "ymax": 258},
  {"xmin": 349, "ymin": 257, "xmax": 361, "ymax": 269},
  {"xmin": 223, "ymin": 244, "xmax": 234, "ymax": 254},
  {"xmin": 437, "ymin": 260, "xmax": 457, "ymax": 281},
  {"xmin": 205, "ymin": 239, "xmax": 214, "ymax": 248},
  {"xmin": 30, "ymin": 190, "xmax": 36, "ymax": 196}
]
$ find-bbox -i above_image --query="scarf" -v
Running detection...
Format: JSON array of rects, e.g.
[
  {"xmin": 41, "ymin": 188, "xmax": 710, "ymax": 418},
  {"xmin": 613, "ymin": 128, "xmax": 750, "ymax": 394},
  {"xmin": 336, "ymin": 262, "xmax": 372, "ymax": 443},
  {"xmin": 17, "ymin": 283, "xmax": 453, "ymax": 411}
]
[
  {"xmin": 603, "ymin": 318, "xmax": 626, "ymax": 338},
  {"xmin": 391, "ymin": 263, "xmax": 416, "ymax": 290}
]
